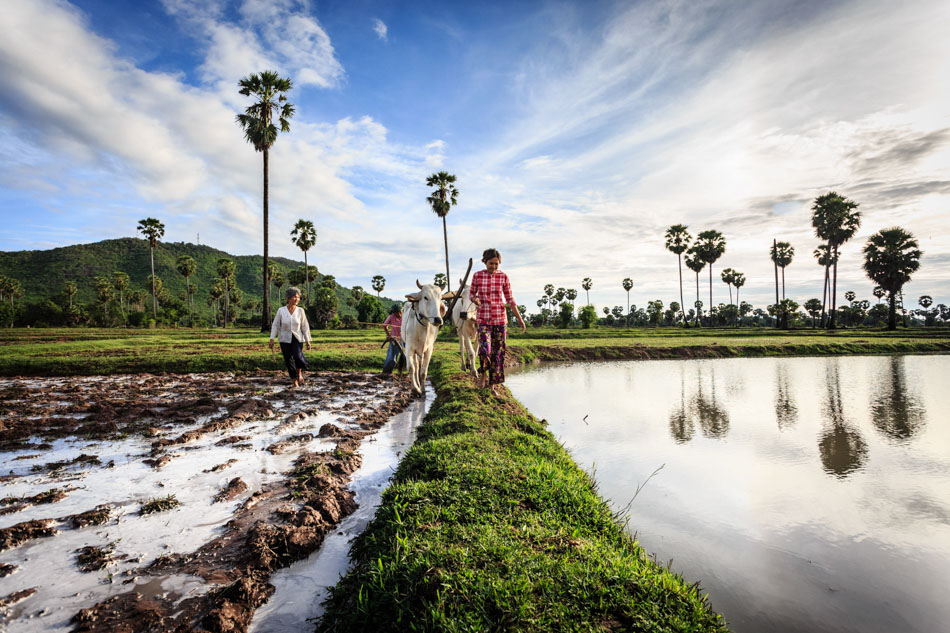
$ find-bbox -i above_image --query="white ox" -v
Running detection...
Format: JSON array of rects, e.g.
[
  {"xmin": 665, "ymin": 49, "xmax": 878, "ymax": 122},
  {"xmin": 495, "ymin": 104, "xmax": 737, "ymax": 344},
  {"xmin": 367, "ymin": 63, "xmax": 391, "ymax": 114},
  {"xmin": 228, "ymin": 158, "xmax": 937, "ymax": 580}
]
[
  {"xmin": 450, "ymin": 282, "xmax": 478, "ymax": 378},
  {"xmin": 401, "ymin": 281, "xmax": 455, "ymax": 396}
]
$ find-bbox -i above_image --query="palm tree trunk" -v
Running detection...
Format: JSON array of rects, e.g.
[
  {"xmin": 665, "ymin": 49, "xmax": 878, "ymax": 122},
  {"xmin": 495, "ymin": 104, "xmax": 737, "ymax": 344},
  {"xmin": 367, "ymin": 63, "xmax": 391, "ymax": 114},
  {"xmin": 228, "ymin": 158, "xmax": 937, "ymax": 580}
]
[
  {"xmin": 829, "ymin": 247, "xmax": 839, "ymax": 329},
  {"xmin": 149, "ymin": 243, "xmax": 157, "ymax": 317},
  {"xmin": 224, "ymin": 278, "xmax": 229, "ymax": 329},
  {"xmin": 261, "ymin": 149, "xmax": 270, "ymax": 333},
  {"xmin": 708, "ymin": 267, "xmax": 713, "ymax": 326},
  {"xmin": 695, "ymin": 272, "xmax": 701, "ymax": 327},
  {"xmin": 305, "ymin": 251, "xmax": 311, "ymax": 307},
  {"xmin": 820, "ymin": 244, "xmax": 830, "ymax": 327},
  {"xmin": 781, "ymin": 267, "xmax": 786, "ymax": 301},
  {"xmin": 442, "ymin": 215, "xmax": 451, "ymax": 288},
  {"xmin": 677, "ymin": 254, "xmax": 686, "ymax": 325},
  {"xmin": 888, "ymin": 291, "xmax": 897, "ymax": 330}
]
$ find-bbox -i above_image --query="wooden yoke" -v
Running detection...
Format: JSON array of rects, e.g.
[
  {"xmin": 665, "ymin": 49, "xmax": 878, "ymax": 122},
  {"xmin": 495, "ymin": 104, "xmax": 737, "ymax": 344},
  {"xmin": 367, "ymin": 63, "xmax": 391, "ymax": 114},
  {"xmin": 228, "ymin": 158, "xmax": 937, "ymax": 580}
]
[{"xmin": 443, "ymin": 258, "xmax": 473, "ymax": 324}]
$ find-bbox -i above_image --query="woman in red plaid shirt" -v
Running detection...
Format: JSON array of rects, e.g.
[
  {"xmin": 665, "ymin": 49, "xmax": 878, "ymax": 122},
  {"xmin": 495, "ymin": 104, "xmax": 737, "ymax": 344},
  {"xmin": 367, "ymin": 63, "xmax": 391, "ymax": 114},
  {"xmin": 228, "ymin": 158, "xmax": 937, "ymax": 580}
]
[{"xmin": 469, "ymin": 248, "xmax": 526, "ymax": 394}]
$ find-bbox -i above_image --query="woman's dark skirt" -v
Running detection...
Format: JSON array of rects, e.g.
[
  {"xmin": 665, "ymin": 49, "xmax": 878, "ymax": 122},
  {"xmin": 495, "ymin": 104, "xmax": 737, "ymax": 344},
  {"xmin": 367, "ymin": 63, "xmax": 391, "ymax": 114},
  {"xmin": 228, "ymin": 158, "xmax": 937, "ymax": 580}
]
[{"xmin": 279, "ymin": 336, "xmax": 309, "ymax": 380}]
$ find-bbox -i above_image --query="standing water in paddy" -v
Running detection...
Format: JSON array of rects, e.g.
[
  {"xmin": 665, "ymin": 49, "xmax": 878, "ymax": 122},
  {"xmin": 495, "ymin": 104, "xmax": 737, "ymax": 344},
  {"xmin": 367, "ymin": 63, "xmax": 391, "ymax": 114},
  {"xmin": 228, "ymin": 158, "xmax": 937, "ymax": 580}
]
[{"xmin": 506, "ymin": 354, "xmax": 950, "ymax": 633}]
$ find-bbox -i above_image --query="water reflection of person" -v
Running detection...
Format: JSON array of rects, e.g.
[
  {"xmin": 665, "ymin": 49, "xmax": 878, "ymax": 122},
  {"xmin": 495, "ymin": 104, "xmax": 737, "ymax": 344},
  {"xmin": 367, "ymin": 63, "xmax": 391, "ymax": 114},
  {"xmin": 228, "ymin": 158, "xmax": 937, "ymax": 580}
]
[
  {"xmin": 871, "ymin": 356, "xmax": 926, "ymax": 442},
  {"xmin": 268, "ymin": 287, "xmax": 312, "ymax": 388},
  {"xmin": 818, "ymin": 360, "xmax": 868, "ymax": 478}
]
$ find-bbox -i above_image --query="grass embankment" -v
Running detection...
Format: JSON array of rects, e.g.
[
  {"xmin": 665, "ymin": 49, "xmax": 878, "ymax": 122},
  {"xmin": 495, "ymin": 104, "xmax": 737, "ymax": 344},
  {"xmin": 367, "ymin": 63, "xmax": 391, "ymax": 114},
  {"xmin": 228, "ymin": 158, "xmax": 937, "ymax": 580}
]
[
  {"xmin": 2, "ymin": 326, "xmax": 949, "ymax": 376},
  {"xmin": 315, "ymin": 360, "xmax": 727, "ymax": 632}
]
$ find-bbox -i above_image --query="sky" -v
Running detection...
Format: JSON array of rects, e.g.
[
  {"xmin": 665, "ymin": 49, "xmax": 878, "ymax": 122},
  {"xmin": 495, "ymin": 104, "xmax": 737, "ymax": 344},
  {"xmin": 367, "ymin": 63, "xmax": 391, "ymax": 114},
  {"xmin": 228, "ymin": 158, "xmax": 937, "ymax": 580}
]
[{"xmin": 1, "ymin": 0, "xmax": 948, "ymax": 313}]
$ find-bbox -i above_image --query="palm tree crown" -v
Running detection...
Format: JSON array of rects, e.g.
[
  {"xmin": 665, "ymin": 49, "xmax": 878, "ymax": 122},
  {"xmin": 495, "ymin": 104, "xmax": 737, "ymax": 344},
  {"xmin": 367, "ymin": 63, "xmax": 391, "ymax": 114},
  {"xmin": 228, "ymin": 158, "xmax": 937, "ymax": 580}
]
[
  {"xmin": 137, "ymin": 217, "xmax": 165, "ymax": 316},
  {"xmin": 665, "ymin": 224, "xmax": 692, "ymax": 324},
  {"xmin": 812, "ymin": 192, "xmax": 861, "ymax": 329},
  {"xmin": 291, "ymin": 219, "xmax": 317, "ymax": 305},
  {"xmin": 693, "ymin": 230, "xmax": 726, "ymax": 317},
  {"xmin": 426, "ymin": 171, "xmax": 459, "ymax": 285}
]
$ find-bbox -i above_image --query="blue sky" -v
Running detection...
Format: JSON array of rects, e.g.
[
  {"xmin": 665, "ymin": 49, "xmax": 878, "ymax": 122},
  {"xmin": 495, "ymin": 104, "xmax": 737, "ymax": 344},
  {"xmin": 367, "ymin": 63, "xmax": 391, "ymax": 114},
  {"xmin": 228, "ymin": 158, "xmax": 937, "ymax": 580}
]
[{"xmin": 1, "ymin": 0, "xmax": 948, "ymax": 312}]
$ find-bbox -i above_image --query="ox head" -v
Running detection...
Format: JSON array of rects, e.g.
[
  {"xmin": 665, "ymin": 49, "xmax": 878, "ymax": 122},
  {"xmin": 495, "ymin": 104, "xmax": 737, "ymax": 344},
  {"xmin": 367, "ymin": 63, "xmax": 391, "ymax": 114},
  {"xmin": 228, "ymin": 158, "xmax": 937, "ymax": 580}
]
[
  {"xmin": 454, "ymin": 280, "xmax": 476, "ymax": 321},
  {"xmin": 405, "ymin": 280, "xmax": 455, "ymax": 327}
]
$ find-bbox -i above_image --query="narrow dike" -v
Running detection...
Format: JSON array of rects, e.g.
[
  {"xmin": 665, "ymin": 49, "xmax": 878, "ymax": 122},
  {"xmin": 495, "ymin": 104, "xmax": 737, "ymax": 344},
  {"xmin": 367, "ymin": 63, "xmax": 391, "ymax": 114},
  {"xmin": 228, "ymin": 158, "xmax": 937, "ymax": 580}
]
[{"xmin": 314, "ymin": 360, "xmax": 728, "ymax": 632}]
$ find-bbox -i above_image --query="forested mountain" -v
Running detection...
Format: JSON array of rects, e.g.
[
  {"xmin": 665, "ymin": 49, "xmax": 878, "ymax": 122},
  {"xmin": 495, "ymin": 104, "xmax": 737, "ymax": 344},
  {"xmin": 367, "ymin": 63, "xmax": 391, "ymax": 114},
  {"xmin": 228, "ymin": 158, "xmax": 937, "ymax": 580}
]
[{"xmin": 0, "ymin": 238, "xmax": 378, "ymax": 320}]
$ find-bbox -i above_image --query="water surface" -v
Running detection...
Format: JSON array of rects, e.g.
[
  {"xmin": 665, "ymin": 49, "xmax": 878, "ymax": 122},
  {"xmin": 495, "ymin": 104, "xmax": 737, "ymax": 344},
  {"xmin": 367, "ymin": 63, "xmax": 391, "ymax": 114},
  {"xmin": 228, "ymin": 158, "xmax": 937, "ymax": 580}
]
[{"xmin": 507, "ymin": 355, "xmax": 950, "ymax": 633}]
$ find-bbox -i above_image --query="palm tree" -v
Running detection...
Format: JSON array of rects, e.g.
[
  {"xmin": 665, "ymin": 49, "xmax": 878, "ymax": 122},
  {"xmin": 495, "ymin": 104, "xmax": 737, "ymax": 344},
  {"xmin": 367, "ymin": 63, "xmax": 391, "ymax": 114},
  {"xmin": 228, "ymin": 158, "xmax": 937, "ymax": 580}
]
[
  {"xmin": 582, "ymin": 278, "xmax": 593, "ymax": 305},
  {"xmin": 844, "ymin": 290, "xmax": 856, "ymax": 305},
  {"xmin": 209, "ymin": 279, "xmax": 224, "ymax": 326},
  {"xmin": 272, "ymin": 270, "xmax": 285, "ymax": 306},
  {"xmin": 693, "ymin": 230, "xmax": 726, "ymax": 318},
  {"xmin": 813, "ymin": 244, "xmax": 837, "ymax": 326},
  {"xmin": 664, "ymin": 225, "xmax": 692, "ymax": 324},
  {"xmin": 811, "ymin": 192, "xmax": 861, "ymax": 329},
  {"xmin": 291, "ymin": 219, "xmax": 317, "ymax": 305},
  {"xmin": 732, "ymin": 272, "xmax": 745, "ymax": 327},
  {"xmin": 720, "ymin": 268, "xmax": 736, "ymax": 305},
  {"xmin": 176, "ymin": 255, "xmax": 197, "ymax": 326},
  {"xmin": 434, "ymin": 273, "xmax": 447, "ymax": 290},
  {"xmin": 94, "ymin": 276, "xmax": 113, "ymax": 325},
  {"xmin": 621, "ymin": 278, "xmax": 633, "ymax": 326},
  {"xmin": 216, "ymin": 259, "xmax": 236, "ymax": 328},
  {"xmin": 236, "ymin": 70, "xmax": 295, "ymax": 332},
  {"xmin": 770, "ymin": 241, "xmax": 794, "ymax": 301},
  {"xmin": 372, "ymin": 275, "xmax": 385, "ymax": 298},
  {"xmin": 112, "ymin": 272, "xmax": 130, "ymax": 313},
  {"xmin": 862, "ymin": 227, "xmax": 922, "ymax": 330},
  {"xmin": 64, "ymin": 281, "xmax": 77, "ymax": 309},
  {"xmin": 544, "ymin": 284, "xmax": 555, "ymax": 307},
  {"xmin": 804, "ymin": 298, "xmax": 823, "ymax": 328},
  {"xmin": 351, "ymin": 286, "xmax": 364, "ymax": 303},
  {"xmin": 426, "ymin": 171, "xmax": 459, "ymax": 285},
  {"xmin": 873, "ymin": 286, "xmax": 885, "ymax": 304},
  {"xmin": 685, "ymin": 248, "xmax": 706, "ymax": 326},
  {"xmin": 137, "ymin": 217, "xmax": 165, "ymax": 317},
  {"xmin": 565, "ymin": 288, "xmax": 577, "ymax": 312}
]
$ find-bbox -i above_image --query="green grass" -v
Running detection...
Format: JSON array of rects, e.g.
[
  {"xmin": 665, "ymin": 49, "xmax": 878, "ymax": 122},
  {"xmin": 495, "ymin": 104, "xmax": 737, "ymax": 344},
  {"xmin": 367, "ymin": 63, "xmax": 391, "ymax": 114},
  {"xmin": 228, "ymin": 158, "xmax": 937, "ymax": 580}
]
[
  {"xmin": 316, "ymin": 364, "xmax": 727, "ymax": 632},
  {"xmin": 139, "ymin": 494, "xmax": 181, "ymax": 515}
]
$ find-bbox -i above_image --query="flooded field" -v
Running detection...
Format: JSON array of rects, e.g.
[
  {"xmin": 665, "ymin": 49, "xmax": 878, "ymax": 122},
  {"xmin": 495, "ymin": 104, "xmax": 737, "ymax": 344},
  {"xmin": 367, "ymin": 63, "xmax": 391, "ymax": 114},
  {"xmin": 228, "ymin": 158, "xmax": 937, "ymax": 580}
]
[
  {"xmin": 507, "ymin": 354, "xmax": 950, "ymax": 633},
  {"xmin": 0, "ymin": 371, "xmax": 421, "ymax": 633}
]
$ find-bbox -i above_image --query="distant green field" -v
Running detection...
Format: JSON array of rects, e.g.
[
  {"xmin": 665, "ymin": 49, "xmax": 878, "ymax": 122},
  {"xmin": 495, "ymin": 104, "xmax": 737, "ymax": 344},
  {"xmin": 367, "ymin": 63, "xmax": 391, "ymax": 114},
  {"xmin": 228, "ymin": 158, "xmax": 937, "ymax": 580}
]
[{"xmin": 1, "ymin": 326, "xmax": 948, "ymax": 376}]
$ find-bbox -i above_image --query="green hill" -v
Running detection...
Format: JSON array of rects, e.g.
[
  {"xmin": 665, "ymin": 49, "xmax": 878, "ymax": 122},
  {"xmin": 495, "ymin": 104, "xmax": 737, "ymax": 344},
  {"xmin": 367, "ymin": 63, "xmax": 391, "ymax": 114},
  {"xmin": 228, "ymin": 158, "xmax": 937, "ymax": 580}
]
[{"xmin": 0, "ymin": 238, "xmax": 390, "ymax": 320}]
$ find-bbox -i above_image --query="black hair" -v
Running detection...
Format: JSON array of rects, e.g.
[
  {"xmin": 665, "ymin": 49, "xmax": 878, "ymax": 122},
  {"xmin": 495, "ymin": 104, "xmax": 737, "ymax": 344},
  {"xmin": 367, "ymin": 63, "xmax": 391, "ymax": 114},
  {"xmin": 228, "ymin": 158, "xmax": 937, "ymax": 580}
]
[
  {"xmin": 389, "ymin": 303, "xmax": 401, "ymax": 315},
  {"xmin": 481, "ymin": 248, "xmax": 501, "ymax": 263}
]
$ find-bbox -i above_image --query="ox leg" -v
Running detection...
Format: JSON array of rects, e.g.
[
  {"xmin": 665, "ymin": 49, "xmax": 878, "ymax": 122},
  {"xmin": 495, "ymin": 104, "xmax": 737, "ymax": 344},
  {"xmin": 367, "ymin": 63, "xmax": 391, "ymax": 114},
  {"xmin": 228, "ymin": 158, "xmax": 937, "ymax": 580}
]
[
  {"xmin": 458, "ymin": 337, "xmax": 467, "ymax": 370},
  {"xmin": 405, "ymin": 352, "xmax": 419, "ymax": 395},
  {"xmin": 419, "ymin": 346, "xmax": 434, "ymax": 396}
]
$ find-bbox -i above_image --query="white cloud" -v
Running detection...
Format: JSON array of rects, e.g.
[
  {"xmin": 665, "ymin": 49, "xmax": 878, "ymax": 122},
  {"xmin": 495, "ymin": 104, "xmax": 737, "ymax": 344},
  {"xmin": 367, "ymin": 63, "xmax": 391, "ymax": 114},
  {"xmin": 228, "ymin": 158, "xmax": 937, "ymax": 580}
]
[{"xmin": 373, "ymin": 18, "xmax": 388, "ymax": 41}]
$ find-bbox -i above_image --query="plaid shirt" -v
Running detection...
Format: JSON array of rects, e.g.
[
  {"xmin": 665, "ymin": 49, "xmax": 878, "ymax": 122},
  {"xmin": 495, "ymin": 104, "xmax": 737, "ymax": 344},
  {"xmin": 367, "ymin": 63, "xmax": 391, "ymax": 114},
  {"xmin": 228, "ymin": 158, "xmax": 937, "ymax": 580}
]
[
  {"xmin": 383, "ymin": 313, "xmax": 402, "ymax": 339},
  {"xmin": 470, "ymin": 269, "xmax": 517, "ymax": 326}
]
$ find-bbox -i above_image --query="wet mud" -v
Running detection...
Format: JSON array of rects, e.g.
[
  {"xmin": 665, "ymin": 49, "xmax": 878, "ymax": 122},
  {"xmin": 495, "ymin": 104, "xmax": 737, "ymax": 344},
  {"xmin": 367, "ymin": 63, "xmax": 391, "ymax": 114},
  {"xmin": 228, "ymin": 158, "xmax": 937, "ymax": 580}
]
[{"xmin": 0, "ymin": 371, "xmax": 416, "ymax": 633}]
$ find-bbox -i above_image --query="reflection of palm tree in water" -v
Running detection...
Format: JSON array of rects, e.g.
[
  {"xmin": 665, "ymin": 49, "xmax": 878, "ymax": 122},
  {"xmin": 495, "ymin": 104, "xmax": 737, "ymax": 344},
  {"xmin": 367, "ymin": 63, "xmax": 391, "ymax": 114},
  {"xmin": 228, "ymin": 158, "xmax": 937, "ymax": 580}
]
[
  {"xmin": 818, "ymin": 360, "xmax": 868, "ymax": 478},
  {"xmin": 692, "ymin": 365, "xmax": 730, "ymax": 439},
  {"xmin": 871, "ymin": 356, "xmax": 926, "ymax": 443},
  {"xmin": 775, "ymin": 362, "xmax": 798, "ymax": 430},
  {"xmin": 669, "ymin": 364, "xmax": 695, "ymax": 443}
]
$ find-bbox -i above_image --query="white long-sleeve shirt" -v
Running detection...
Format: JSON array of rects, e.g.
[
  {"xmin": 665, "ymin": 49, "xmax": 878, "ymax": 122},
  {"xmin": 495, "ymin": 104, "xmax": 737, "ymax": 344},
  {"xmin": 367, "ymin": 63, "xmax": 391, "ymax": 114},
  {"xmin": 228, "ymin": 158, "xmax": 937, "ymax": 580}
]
[{"xmin": 270, "ymin": 305, "xmax": 312, "ymax": 344}]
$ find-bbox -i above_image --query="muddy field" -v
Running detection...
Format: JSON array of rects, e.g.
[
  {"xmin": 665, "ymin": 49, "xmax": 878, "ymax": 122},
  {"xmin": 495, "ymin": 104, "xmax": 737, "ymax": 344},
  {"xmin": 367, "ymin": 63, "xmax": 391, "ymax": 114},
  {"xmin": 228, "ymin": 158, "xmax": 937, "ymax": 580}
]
[{"xmin": 0, "ymin": 371, "xmax": 419, "ymax": 632}]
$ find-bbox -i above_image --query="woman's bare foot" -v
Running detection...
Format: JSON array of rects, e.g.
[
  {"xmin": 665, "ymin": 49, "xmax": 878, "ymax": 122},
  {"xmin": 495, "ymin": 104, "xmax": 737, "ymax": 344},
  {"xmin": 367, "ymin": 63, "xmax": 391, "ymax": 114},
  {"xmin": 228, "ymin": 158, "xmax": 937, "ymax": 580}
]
[
  {"xmin": 297, "ymin": 369, "xmax": 304, "ymax": 383},
  {"xmin": 291, "ymin": 380, "xmax": 299, "ymax": 388}
]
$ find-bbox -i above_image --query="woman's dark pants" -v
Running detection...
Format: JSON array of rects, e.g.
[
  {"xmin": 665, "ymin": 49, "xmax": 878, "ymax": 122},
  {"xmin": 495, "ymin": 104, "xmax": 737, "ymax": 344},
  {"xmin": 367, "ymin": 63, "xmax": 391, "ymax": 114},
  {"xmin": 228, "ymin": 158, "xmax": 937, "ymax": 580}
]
[{"xmin": 279, "ymin": 336, "xmax": 308, "ymax": 380}]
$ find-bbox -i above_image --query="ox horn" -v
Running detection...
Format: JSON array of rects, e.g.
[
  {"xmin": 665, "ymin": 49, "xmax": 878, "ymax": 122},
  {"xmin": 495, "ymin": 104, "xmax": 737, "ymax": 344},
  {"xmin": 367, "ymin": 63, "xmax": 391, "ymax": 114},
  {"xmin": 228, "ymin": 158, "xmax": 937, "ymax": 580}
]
[{"xmin": 416, "ymin": 279, "xmax": 423, "ymax": 289}]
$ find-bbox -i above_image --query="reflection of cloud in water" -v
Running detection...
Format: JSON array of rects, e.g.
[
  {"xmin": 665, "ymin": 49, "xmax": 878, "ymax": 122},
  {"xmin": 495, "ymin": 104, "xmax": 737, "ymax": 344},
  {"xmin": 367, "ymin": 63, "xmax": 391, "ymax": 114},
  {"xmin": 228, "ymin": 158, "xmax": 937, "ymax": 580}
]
[
  {"xmin": 871, "ymin": 356, "xmax": 926, "ymax": 443},
  {"xmin": 819, "ymin": 360, "xmax": 868, "ymax": 479}
]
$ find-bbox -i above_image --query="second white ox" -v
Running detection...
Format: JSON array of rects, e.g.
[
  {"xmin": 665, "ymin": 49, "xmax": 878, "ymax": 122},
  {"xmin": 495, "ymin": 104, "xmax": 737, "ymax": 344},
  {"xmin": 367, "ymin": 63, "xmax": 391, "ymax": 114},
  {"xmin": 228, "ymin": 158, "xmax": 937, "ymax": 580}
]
[
  {"xmin": 450, "ymin": 282, "xmax": 478, "ymax": 378},
  {"xmin": 401, "ymin": 281, "xmax": 455, "ymax": 395}
]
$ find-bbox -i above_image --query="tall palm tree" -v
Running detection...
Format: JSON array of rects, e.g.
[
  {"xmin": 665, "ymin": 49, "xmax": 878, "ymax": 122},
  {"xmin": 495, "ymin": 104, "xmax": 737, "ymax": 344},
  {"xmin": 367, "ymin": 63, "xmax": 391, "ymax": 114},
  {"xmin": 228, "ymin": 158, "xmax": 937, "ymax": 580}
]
[
  {"xmin": 621, "ymin": 278, "xmax": 633, "ymax": 326},
  {"xmin": 811, "ymin": 192, "xmax": 861, "ymax": 329},
  {"xmin": 813, "ymin": 244, "xmax": 837, "ymax": 326},
  {"xmin": 176, "ymin": 255, "xmax": 197, "ymax": 326},
  {"xmin": 685, "ymin": 248, "xmax": 705, "ymax": 326},
  {"xmin": 693, "ymin": 230, "xmax": 726, "ymax": 318},
  {"xmin": 582, "ymin": 277, "xmax": 593, "ymax": 305},
  {"xmin": 290, "ymin": 219, "xmax": 317, "ymax": 305},
  {"xmin": 544, "ymin": 284, "xmax": 555, "ymax": 307},
  {"xmin": 732, "ymin": 272, "xmax": 745, "ymax": 327},
  {"xmin": 137, "ymin": 217, "xmax": 165, "ymax": 317},
  {"xmin": 94, "ymin": 276, "xmax": 113, "ymax": 325},
  {"xmin": 434, "ymin": 273, "xmax": 447, "ymax": 289},
  {"xmin": 216, "ymin": 259, "xmax": 236, "ymax": 328},
  {"xmin": 862, "ymin": 227, "xmax": 922, "ymax": 330},
  {"xmin": 873, "ymin": 286, "xmax": 885, "ymax": 304},
  {"xmin": 664, "ymin": 225, "xmax": 691, "ymax": 324},
  {"xmin": 770, "ymin": 241, "xmax": 794, "ymax": 301},
  {"xmin": 720, "ymin": 268, "xmax": 736, "ymax": 305},
  {"xmin": 236, "ymin": 70, "xmax": 295, "ymax": 332},
  {"xmin": 426, "ymin": 171, "xmax": 459, "ymax": 285},
  {"xmin": 372, "ymin": 275, "xmax": 385, "ymax": 298}
]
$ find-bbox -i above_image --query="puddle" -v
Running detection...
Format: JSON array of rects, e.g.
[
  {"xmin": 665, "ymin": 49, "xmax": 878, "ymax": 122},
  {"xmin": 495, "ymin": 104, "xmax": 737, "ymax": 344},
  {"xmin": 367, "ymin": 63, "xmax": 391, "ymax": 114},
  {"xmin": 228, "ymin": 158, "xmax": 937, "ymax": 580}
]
[{"xmin": 249, "ymin": 384, "xmax": 433, "ymax": 632}]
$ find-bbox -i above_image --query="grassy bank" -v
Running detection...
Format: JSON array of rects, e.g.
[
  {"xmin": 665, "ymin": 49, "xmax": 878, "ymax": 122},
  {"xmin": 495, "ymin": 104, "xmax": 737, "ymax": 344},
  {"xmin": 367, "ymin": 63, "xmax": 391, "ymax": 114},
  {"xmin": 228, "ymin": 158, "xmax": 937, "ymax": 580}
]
[
  {"xmin": 2, "ymin": 326, "xmax": 949, "ymax": 376},
  {"xmin": 315, "ymin": 361, "xmax": 727, "ymax": 632}
]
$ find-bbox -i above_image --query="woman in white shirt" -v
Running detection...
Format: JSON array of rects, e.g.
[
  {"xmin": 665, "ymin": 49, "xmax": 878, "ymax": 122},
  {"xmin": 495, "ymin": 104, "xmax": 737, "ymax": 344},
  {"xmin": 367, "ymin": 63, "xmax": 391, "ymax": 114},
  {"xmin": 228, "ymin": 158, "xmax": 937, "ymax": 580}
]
[{"xmin": 269, "ymin": 287, "xmax": 312, "ymax": 387}]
